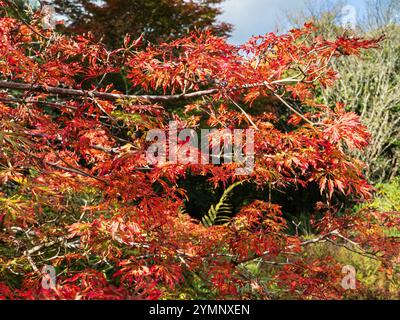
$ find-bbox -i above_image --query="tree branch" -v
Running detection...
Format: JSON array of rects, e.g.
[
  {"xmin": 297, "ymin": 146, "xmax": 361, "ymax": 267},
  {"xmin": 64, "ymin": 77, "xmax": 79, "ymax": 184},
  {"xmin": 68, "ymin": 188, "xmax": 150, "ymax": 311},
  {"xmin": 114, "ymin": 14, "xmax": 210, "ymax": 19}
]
[{"xmin": 0, "ymin": 80, "xmax": 219, "ymax": 102}]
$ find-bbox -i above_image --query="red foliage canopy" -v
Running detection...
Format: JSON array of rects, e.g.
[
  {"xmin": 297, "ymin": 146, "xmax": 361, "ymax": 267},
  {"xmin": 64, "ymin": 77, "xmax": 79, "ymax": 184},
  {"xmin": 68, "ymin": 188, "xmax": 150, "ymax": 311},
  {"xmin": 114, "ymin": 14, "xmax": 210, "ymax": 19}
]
[{"xmin": 0, "ymin": 7, "xmax": 398, "ymax": 300}]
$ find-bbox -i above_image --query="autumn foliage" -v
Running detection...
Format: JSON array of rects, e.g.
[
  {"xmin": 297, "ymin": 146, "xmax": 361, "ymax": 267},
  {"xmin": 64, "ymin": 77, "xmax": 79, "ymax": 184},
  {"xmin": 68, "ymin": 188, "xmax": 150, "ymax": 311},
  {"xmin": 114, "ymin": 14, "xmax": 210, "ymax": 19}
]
[
  {"xmin": 0, "ymin": 4, "xmax": 399, "ymax": 300},
  {"xmin": 52, "ymin": 0, "xmax": 232, "ymax": 48}
]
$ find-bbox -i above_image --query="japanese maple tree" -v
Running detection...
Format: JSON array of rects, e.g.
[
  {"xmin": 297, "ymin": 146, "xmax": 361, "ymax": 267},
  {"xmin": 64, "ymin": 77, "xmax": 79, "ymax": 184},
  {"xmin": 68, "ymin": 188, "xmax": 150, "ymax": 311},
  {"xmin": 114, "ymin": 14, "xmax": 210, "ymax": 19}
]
[
  {"xmin": 53, "ymin": 0, "xmax": 232, "ymax": 48},
  {"xmin": 0, "ymin": 3, "xmax": 398, "ymax": 300}
]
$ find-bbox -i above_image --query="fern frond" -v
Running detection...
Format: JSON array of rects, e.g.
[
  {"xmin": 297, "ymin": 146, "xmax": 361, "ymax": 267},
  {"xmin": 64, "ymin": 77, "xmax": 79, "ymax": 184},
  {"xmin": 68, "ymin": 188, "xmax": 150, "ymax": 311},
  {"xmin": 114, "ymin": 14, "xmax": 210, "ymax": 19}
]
[{"xmin": 202, "ymin": 181, "xmax": 245, "ymax": 227}]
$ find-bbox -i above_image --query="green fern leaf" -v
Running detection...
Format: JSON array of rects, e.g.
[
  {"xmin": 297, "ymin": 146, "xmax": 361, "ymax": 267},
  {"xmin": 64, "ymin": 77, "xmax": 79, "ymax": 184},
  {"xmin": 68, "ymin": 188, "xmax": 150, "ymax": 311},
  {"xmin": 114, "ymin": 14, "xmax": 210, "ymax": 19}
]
[{"xmin": 202, "ymin": 181, "xmax": 245, "ymax": 227}]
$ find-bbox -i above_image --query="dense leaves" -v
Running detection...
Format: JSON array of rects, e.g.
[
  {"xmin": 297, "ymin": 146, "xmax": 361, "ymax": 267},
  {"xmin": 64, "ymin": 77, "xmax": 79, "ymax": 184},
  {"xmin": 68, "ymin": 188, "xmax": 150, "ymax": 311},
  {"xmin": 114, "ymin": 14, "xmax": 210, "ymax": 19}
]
[
  {"xmin": 53, "ymin": 0, "xmax": 232, "ymax": 48},
  {"xmin": 0, "ymin": 4, "xmax": 398, "ymax": 299}
]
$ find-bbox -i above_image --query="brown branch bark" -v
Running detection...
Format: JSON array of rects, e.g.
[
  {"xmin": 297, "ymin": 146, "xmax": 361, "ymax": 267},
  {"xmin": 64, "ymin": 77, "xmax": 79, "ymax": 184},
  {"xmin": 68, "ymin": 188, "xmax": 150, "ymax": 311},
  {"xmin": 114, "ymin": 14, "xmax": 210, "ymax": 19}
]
[
  {"xmin": 0, "ymin": 80, "xmax": 219, "ymax": 102},
  {"xmin": 45, "ymin": 161, "xmax": 109, "ymax": 184},
  {"xmin": 0, "ymin": 80, "xmax": 319, "ymax": 129}
]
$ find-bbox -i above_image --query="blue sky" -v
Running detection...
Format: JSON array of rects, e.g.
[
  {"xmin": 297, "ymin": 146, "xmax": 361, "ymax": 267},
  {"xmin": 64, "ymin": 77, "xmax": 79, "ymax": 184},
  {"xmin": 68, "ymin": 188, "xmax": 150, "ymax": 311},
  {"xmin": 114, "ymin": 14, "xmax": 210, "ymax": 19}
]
[{"xmin": 219, "ymin": 0, "xmax": 367, "ymax": 44}]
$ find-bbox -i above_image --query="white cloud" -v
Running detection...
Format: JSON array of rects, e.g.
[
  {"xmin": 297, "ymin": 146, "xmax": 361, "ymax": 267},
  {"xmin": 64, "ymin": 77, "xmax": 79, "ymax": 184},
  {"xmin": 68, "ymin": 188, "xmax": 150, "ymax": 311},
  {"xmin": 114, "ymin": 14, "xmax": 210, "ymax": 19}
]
[{"xmin": 219, "ymin": 0, "xmax": 307, "ymax": 44}]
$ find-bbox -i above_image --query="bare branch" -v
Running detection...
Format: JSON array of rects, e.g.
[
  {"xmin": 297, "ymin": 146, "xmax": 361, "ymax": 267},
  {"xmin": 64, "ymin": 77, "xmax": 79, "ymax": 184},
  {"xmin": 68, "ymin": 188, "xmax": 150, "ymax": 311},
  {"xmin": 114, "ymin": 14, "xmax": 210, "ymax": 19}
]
[{"xmin": 0, "ymin": 80, "xmax": 219, "ymax": 102}]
